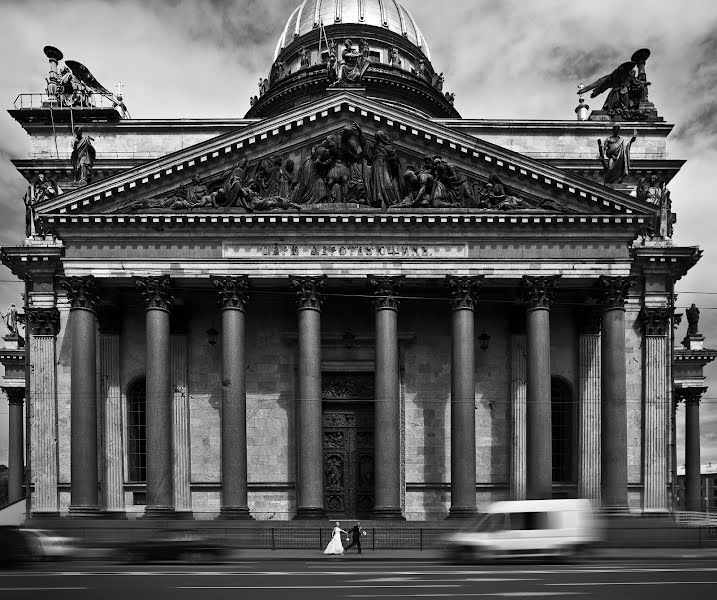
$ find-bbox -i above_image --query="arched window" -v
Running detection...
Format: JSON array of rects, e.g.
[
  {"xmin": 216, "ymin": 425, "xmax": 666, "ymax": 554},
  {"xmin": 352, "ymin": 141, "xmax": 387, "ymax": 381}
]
[
  {"xmin": 551, "ymin": 377, "xmax": 575, "ymax": 484},
  {"xmin": 127, "ymin": 377, "xmax": 146, "ymax": 483}
]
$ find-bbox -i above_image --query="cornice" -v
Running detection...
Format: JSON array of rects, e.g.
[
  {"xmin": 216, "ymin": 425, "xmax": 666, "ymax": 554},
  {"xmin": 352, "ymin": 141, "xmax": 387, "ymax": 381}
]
[
  {"xmin": 34, "ymin": 92, "xmax": 658, "ymax": 218},
  {"xmin": 43, "ymin": 211, "xmax": 650, "ymax": 232}
]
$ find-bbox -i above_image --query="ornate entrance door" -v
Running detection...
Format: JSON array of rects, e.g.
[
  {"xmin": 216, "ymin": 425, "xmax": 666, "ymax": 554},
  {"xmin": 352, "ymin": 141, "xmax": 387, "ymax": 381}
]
[{"xmin": 322, "ymin": 402, "xmax": 375, "ymax": 519}]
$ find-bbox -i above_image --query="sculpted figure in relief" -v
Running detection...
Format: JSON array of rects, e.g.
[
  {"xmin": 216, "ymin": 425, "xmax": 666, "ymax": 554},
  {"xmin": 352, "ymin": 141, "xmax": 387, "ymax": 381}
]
[{"xmin": 368, "ymin": 130, "xmax": 402, "ymax": 208}]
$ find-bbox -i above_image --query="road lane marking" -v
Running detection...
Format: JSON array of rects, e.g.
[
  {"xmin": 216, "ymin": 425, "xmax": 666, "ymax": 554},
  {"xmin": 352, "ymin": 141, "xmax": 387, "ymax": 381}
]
[
  {"xmin": 349, "ymin": 578, "xmax": 542, "ymax": 583},
  {"xmin": 176, "ymin": 584, "xmax": 461, "ymax": 589},
  {"xmin": 0, "ymin": 587, "xmax": 88, "ymax": 591},
  {"xmin": 347, "ymin": 593, "xmax": 585, "ymax": 598},
  {"xmin": 549, "ymin": 581, "xmax": 717, "ymax": 586}
]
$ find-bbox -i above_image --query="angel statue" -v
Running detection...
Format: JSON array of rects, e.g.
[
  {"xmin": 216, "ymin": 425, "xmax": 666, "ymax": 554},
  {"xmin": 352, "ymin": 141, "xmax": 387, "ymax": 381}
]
[{"xmin": 578, "ymin": 49, "xmax": 651, "ymax": 119}]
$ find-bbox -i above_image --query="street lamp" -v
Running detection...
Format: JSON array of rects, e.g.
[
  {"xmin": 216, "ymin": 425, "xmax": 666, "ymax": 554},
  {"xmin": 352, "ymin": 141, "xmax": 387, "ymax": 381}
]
[{"xmin": 478, "ymin": 330, "xmax": 491, "ymax": 352}]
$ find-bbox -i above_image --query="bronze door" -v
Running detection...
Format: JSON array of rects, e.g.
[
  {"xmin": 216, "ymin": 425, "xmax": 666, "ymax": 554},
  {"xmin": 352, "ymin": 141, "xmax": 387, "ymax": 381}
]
[{"xmin": 323, "ymin": 403, "xmax": 375, "ymax": 519}]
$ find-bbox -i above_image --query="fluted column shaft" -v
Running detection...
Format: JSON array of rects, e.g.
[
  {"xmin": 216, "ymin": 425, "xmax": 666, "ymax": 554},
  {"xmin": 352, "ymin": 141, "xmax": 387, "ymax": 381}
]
[
  {"xmin": 60, "ymin": 276, "xmax": 100, "ymax": 516},
  {"xmin": 578, "ymin": 315, "xmax": 601, "ymax": 502},
  {"xmin": 136, "ymin": 276, "xmax": 174, "ymax": 516},
  {"xmin": 447, "ymin": 276, "xmax": 484, "ymax": 518},
  {"xmin": 291, "ymin": 276, "xmax": 327, "ymax": 519},
  {"xmin": 510, "ymin": 327, "xmax": 527, "ymax": 500},
  {"xmin": 524, "ymin": 276, "xmax": 560, "ymax": 500},
  {"xmin": 27, "ymin": 307, "xmax": 60, "ymax": 515},
  {"xmin": 100, "ymin": 329, "xmax": 124, "ymax": 514},
  {"xmin": 641, "ymin": 308, "xmax": 672, "ymax": 512},
  {"xmin": 4, "ymin": 388, "xmax": 25, "ymax": 503},
  {"xmin": 684, "ymin": 388, "xmax": 705, "ymax": 512},
  {"xmin": 598, "ymin": 276, "xmax": 634, "ymax": 511},
  {"xmin": 214, "ymin": 276, "xmax": 252, "ymax": 519},
  {"xmin": 370, "ymin": 275, "xmax": 405, "ymax": 519}
]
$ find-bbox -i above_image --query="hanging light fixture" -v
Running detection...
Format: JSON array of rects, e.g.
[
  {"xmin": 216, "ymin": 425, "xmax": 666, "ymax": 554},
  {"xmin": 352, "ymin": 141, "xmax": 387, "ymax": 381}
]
[
  {"xmin": 207, "ymin": 323, "xmax": 219, "ymax": 346},
  {"xmin": 478, "ymin": 330, "xmax": 491, "ymax": 352}
]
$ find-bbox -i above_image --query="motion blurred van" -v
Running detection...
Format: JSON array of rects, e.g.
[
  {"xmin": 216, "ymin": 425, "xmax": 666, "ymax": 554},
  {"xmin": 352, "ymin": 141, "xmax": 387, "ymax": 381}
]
[{"xmin": 445, "ymin": 498, "xmax": 600, "ymax": 562}]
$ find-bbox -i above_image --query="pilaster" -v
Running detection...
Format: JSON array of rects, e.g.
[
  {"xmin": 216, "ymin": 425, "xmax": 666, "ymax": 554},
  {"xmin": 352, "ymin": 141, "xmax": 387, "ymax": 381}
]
[
  {"xmin": 509, "ymin": 311, "xmax": 527, "ymax": 501},
  {"xmin": 640, "ymin": 307, "xmax": 672, "ymax": 512},
  {"xmin": 26, "ymin": 307, "xmax": 60, "ymax": 516},
  {"xmin": 577, "ymin": 310, "xmax": 601, "ymax": 502}
]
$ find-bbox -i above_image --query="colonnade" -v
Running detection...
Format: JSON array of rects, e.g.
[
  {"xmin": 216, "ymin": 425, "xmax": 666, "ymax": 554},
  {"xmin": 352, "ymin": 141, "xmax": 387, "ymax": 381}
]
[{"xmin": 16, "ymin": 272, "xmax": 645, "ymax": 517}]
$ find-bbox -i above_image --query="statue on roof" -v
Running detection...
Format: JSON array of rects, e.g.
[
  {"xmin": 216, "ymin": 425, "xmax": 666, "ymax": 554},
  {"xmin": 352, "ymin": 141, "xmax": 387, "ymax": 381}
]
[
  {"xmin": 598, "ymin": 124, "xmax": 636, "ymax": 185},
  {"xmin": 2, "ymin": 304, "xmax": 18, "ymax": 336},
  {"xmin": 637, "ymin": 174, "xmax": 673, "ymax": 238},
  {"xmin": 299, "ymin": 47, "xmax": 311, "ymax": 69},
  {"xmin": 334, "ymin": 39, "xmax": 370, "ymax": 85},
  {"xmin": 388, "ymin": 47, "xmax": 401, "ymax": 68},
  {"xmin": 686, "ymin": 304, "xmax": 700, "ymax": 337},
  {"xmin": 578, "ymin": 49, "xmax": 652, "ymax": 120},
  {"xmin": 71, "ymin": 126, "xmax": 96, "ymax": 185}
]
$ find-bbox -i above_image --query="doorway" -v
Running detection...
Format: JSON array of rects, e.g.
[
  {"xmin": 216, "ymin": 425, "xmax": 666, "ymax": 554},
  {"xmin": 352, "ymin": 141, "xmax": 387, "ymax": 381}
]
[{"xmin": 322, "ymin": 401, "xmax": 375, "ymax": 519}]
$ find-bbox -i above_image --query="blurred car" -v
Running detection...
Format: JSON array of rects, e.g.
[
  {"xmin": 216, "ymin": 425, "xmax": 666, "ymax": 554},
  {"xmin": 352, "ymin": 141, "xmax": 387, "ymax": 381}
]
[
  {"xmin": 121, "ymin": 529, "xmax": 229, "ymax": 563},
  {"xmin": 445, "ymin": 498, "xmax": 600, "ymax": 563},
  {"xmin": 0, "ymin": 526, "xmax": 33, "ymax": 568},
  {"xmin": 20, "ymin": 528, "xmax": 77, "ymax": 561}
]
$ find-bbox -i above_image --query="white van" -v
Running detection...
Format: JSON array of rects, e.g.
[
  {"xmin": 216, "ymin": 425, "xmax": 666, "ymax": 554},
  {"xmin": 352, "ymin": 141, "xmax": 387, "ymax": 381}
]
[{"xmin": 445, "ymin": 499, "xmax": 600, "ymax": 562}]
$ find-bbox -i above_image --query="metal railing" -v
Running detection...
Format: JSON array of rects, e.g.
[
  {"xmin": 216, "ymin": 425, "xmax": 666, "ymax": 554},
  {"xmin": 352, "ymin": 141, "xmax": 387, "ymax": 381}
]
[{"xmin": 13, "ymin": 93, "xmax": 117, "ymax": 110}]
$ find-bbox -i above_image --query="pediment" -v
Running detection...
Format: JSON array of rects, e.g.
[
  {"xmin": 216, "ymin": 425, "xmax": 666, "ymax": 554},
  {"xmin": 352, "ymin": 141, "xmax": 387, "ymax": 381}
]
[{"xmin": 35, "ymin": 92, "xmax": 656, "ymax": 218}]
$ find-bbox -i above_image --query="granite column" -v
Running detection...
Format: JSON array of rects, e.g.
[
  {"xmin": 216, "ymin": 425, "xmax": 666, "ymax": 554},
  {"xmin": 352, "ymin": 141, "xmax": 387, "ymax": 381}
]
[
  {"xmin": 523, "ymin": 275, "xmax": 560, "ymax": 500},
  {"xmin": 59, "ymin": 276, "xmax": 101, "ymax": 516},
  {"xmin": 369, "ymin": 276, "xmax": 405, "ymax": 519},
  {"xmin": 4, "ymin": 387, "xmax": 25, "ymax": 504},
  {"xmin": 136, "ymin": 276, "xmax": 175, "ymax": 517},
  {"xmin": 213, "ymin": 276, "xmax": 253, "ymax": 519},
  {"xmin": 446, "ymin": 276, "xmax": 484, "ymax": 518},
  {"xmin": 598, "ymin": 276, "xmax": 634, "ymax": 511},
  {"xmin": 291, "ymin": 276, "xmax": 327, "ymax": 519},
  {"xmin": 684, "ymin": 387, "xmax": 706, "ymax": 512}
]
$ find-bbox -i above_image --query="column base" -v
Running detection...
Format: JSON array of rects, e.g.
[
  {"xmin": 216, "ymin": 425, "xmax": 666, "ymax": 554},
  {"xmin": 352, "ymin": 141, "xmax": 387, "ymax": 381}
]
[
  {"xmin": 600, "ymin": 505, "xmax": 631, "ymax": 517},
  {"xmin": 372, "ymin": 507, "xmax": 406, "ymax": 520},
  {"xmin": 29, "ymin": 511, "xmax": 61, "ymax": 519},
  {"xmin": 141, "ymin": 506, "xmax": 181, "ymax": 519},
  {"xmin": 293, "ymin": 507, "xmax": 327, "ymax": 520},
  {"xmin": 446, "ymin": 506, "xmax": 479, "ymax": 519},
  {"xmin": 218, "ymin": 507, "xmax": 254, "ymax": 520},
  {"xmin": 67, "ymin": 505, "xmax": 101, "ymax": 518}
]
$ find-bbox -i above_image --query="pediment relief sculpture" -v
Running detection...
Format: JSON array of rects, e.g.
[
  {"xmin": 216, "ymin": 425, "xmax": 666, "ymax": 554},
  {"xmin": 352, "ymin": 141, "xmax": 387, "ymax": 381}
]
[{"xmin": 124, "ymin": 126, "xmax": 575, "ymax": 215}]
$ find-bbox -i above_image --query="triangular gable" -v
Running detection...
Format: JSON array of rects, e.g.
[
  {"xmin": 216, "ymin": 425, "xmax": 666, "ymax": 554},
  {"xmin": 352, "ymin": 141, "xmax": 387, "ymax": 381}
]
[{"xmin": 35, "ymin": 92, "xmax": 655, "ymax": 217}]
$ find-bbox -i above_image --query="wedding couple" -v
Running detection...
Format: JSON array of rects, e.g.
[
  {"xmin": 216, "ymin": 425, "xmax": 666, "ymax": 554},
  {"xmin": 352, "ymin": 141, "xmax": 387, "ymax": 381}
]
[{"xmin": 324, "ymin": 521, "xmax": 365, "ymax": 555}]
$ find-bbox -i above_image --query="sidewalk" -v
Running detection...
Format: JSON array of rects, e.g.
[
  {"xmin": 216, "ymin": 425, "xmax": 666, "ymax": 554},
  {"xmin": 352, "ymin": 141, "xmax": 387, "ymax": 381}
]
[{"xmin": 229, "ymin": 547, "xmax": 717, "ymax": 562}]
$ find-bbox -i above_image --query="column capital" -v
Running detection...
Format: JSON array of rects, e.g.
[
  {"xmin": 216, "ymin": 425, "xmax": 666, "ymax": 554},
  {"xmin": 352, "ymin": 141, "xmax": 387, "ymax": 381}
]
[
  {"xmin": 290, "ymin": 275, "xmax": 327, "ymax": 311},
  {"xmin": 522, "ymin": 275, "xmax": 560, "ymax": 310},
  {"xmin": 577, "ymin": 307, "xmax": 602, "ymax": 335},
  {"xmin": 3, "ymin": 387, "xmax": 25, "ymax": 405},
  {"xmin": 640, "ymin": 307, "xmax": 674, "ymax": 336},
  {"xmin": 446, "ymin": 275, "xmax": 485, "ymax": 311},
  {"xmin": 597, "ymin": 275, "xmax": 636, "ymax": 309},
  {"xmin": 26, "ymin": 307, "xmax": 60, "ymax": 336},
  {"xmin": 368, "ymin": 275, "xmax": 405, "ymax": 310},
  {"xmin": 212, "ymin": 275, "xmax": 249, "ymax": 311},
  {"xmin": 135, "ymin": 275, "xmax": 173, "ymax": 312},
  {"xmin": 676, "ymin": 386, "xmax": 707, "ymax": 406},
  {"xmin": 57, "ymin": 275, "xmax": 99, "ymax": 312}
]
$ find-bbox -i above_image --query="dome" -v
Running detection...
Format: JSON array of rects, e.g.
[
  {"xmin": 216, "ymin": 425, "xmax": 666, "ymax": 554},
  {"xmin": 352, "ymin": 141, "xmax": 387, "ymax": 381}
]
[{"xmin": 275, "ymin": 0, "xmax": 430, "ymax": 60}]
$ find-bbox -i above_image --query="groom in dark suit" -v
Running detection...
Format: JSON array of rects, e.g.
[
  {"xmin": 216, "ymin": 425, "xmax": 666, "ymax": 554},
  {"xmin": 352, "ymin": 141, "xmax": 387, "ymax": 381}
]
[{"xmin": 345, "ymin": 521, "xmax": 363, "ymax": 554}]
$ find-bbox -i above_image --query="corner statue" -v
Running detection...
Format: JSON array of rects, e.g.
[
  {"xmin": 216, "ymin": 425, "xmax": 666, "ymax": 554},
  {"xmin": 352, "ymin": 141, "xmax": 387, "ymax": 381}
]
[
  {"xmin": 598, "ymin": 124, "xmax": 636, "ymax": 185},
  {"xmin": 579, "ymin": 49, "xmax": 651, "ymax": 120},
  {"xmin": 71, "ymin": 126, "xmax": 96, "ymax": 184},
  {"xmin": 686, "ymin": 304, "xmax": 700, "ymax": 337},
  {"xmin": 2, "ymin": 304, "xmax": 18, "ymax": 336}
]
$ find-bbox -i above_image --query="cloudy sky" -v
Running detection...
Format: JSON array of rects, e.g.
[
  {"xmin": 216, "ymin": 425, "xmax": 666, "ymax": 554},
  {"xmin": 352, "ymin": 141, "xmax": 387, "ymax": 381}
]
[{"xmin": 1, "ymin": 0, "xmax": 716, "ymax": 475}]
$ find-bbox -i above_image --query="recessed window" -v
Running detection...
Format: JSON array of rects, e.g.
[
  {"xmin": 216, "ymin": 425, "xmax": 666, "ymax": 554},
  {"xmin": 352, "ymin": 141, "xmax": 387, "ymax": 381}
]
[
  {"xmin": 551, "ymin": 377, "xmax": 575, "ymax": 485},
  {"xmin": 127, "ymin": 377, "xmax": 146, "ymax": 483}
]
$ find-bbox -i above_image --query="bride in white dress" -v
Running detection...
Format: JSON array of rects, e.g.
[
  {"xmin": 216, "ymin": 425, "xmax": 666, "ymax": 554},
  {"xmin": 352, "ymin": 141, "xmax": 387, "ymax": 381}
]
[{"xmin": 324, "ymin": 522, "xmax": 348, "ymax": 555}]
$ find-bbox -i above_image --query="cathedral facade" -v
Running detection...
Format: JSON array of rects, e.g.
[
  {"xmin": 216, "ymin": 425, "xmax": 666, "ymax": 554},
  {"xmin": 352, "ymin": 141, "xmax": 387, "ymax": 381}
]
[{"xmin": 1, "ymin": 0, "xmax": 702, "ymax": 520}]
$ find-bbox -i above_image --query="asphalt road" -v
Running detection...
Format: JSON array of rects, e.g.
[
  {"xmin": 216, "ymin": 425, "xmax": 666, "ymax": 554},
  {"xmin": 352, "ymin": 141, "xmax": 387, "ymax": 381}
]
[{"xmin": 1, "ymin": 556, "xmax": 716, "ymax": 600}]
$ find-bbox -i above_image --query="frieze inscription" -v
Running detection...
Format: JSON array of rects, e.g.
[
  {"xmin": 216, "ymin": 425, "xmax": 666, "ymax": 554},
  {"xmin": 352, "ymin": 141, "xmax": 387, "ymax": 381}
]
[{"xmin": 223, "ymin": 243, "xmax": 467, "ymax": 259}]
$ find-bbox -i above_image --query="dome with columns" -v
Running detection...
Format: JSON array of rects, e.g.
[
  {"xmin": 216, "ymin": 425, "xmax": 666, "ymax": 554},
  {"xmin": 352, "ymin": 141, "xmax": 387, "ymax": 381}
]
[{"xmin": 274, "ymin": 0, "xmax": 430, "ymax": 60}]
